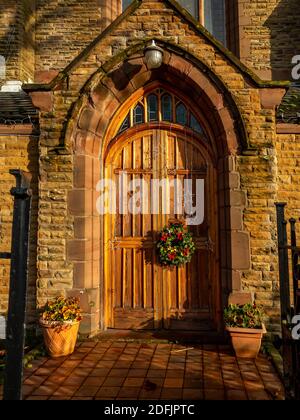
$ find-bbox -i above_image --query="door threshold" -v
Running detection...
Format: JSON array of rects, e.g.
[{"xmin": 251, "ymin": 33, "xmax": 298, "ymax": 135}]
[{"xmin": 91, "ymin": 329, "xmax": 227, "ymax": 344}]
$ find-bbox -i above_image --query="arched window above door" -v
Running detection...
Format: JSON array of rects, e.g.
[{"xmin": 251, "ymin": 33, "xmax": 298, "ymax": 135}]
[{"xmin": 117, "ymin": 88, "xmax": 205, "ymax": 136}]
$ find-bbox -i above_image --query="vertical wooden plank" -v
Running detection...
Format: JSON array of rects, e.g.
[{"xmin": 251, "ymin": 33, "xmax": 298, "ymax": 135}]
[
  {"xmin": 143, "ymin": 135, "xmax": 152, "ymax": 236},
  {"xmin": 123, "ymin": 143, "xmax": 132, "ymax": 237},
  {"xmin": 115, "ymin": 152, "xmax": 123, "ymax": 237},
  {"xmin": 178, "ymin": 265, "xmax": 188, "ymax": 310},
  {"xmin": 131, "ymin": 137, "xmax": 142, "ymax": 311},
  {"xmin": 199, "ymin": 250, "xmax": 209, "ymax": 308},
  {"xmin": 194, "ymin": 145, "xmax": 205, "ymax": 237},
  {"xmin": 187, "ymin": 140, "xmax": 194, "ymax": 173},
  {"xmin": 122, "ymin": 248, "xmax": 133, "ymax": 308},
  {"xmin": 133, "ymin": 249, "xmax": 143, "ymax": 308},
  {"xmin": 211, "ymin": 164, "xmax": 220, "ymax": 325},
  {"xmin": 122, "ymin": 247, "xmax": 126, "ymax": 308},
  {"xmin": 143, "ymin": 248, "xmax": 153, "ymax": 309},
  {"xmin": 142, "ymin": 134, "xmax": 154, "ymax": 310},
  {"xmin": 104, "ymin": 163, "xmax": 113, "ymax": 328},
  {"xmin": 114, "ymin": 247, "xmax": 122, "ymax": 308},
  {"xmin": 162, "ymin": 131, "xmax": 172, "ymax": 328},
  {"xmin": 186, "ymin": 259, "xmax": 192, "ymax": 311},
  {"xmin": 133, "ymin": 137, "xmax": 142, "ymax": 237},
  {"xmin": 191, "ymin": 251, "xmax": 199, "ymax": 310},
  {"xmin": 170, "ymin": 267, "xmax": 178, "ymax": 310},
  {"xmin": 153, "ymin": 130, "xmax": 163, "ymax": 329},
  {"xmin": 198, "ymin": 250, "xmax": 203, "ymax": 308},
  {"xmin": 168, "ymin": 134, "xmax": 175, "ymax": 219},
  {"xmin": 176, "ymin": 137, "xmax": 183, "ymax": 169}
]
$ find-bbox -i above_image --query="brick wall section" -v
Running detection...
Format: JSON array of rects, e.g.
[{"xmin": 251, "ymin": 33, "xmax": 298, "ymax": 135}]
[
  {"xmin": 275, "ymin": 133, "xmax": 300, "ymax": 330},
  {"xmin": 37, "ymin": 150, "xmax": 74, "ymax": 304},
  {"xmin": 237, "ymin": 0, "xmax": 300, "ymax": 80},
  {"xmin": 2, "ymin": 0, "xmax": 300, "ymax": 84},
  {"xmin": 34, "ymin": 0, "xmax": 120, "ymax": 75},
  {"xmin": 276, "ymin": 133, "xmax": 300, "ymax": 220},
  {"xmin": 19, "ymin": 0, "xmax": 36, "ymax": 83},
  {"xmin": 0, "ymin": 0, "xmax": 35, "ymax": 85},
  {"xmin": 0, "ymin": 1, "xmax": 20, "ymax": 82},
  {"xmin": 0, "ymin": 0, "xmax": 295, "ymax": 334},
  {"xmin": 0, "ymin": 130, "xmax": 38, "ymax": 322},
  {"xmin": 237, "ymin": 147, "xmax": 280, "ymax": 333}
]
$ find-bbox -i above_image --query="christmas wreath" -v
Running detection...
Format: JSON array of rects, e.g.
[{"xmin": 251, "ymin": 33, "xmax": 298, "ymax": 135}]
[{"xmin": 157, "ymin": 221, "xmax": 196, "ymax": 267}]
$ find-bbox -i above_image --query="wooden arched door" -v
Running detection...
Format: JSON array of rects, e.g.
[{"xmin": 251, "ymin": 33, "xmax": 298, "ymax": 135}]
[{"xmin": 104, "ymin": 127, "xmax": 219, "ymax": 331}]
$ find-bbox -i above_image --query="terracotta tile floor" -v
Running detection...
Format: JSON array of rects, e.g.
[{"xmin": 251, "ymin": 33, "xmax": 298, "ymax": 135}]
[{"xmin": 0, "ymin": 341, "xmax": 285, "ymax": 400}]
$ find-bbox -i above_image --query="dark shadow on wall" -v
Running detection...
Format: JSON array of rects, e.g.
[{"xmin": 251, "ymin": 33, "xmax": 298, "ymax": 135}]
[
  {"xmin": 26, "ymin": 134, "xmax": 39, "ymax": 327},
  {"xmin": 0, "ymin": 132, "xmax": 39, "ymax": 327},
  {"xmin": 0, "ymin": 1, "xmax": 35, "ymax": 82},
  {"xmin": 265, "ymin": 0, "xmax": 300, "ymax": 81},
  {"xmin": 1, "ymin": 0, "xmax": 297, "ymax": 83},
  {"xmin": 0, "ymin": 0, "xmax": 118, "ymax": 81}
]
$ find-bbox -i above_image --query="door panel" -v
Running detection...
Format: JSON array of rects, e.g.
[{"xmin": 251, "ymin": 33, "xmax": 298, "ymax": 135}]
[
  {"xmin": 162, "ymin": 131, "xmax": 213, "ymax": 330},
  {"xmin": 105, "ymin": 129, "xmax": 218, "ymax": 331},
  {"xmin": 108, "ymin": 132, "xmax": 160, "ymax": 329}
]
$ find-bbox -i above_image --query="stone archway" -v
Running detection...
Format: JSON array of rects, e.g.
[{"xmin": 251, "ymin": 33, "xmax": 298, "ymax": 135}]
[{"xmin": 66, "ymin": 49, "xmax": 251, "ymax": 335}]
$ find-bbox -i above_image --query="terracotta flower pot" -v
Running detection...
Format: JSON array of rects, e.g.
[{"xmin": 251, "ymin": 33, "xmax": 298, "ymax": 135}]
[
  {"xmin": 40, "ymin": 319, "xmax": 80, "ymax": 358},
  {"xmin": 226, "ymin": 324, "xmax": 266, "ymax": 359}
]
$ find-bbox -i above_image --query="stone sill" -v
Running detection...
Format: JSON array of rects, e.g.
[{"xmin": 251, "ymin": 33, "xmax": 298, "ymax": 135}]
[
  {"xmin": 0, "ymin": 124, "xmax": 39, "ymax": 135},
  {"xmin": 277, "ymin": 124, "xmax": 300, "ymax": 134}
]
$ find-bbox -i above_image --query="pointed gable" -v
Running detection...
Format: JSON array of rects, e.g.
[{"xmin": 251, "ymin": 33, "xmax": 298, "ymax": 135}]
[{"xmin": 24, "ymin": 0, "xmax": 288, "ymax": 96}]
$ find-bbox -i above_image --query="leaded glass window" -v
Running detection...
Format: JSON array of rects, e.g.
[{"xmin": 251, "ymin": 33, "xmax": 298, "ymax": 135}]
[
  {"xmin": 176, "ymin": 103, "xmax": 187, "ymax": 126},
  {"xmin": 116, "ymin": 88, "xmax": 206, "ymax": 138},
  {"xmin": 204, "ymin": 0, "xmax": 226, "ymax": 46},
  {"xmin": 117, "ymin": 113, "xmax": 130, "ymax": 134},
  {"xmin": 133, "ymin": 103, "xmax": 144, "ymax": 125},
  {"xmin": 161, "ymin": 94, "xmax": 172, "ymax": 122},
  {"xmin": 176, "ymin": 0, "xmax": 199, "ymax": 20},
  {"xmin": 190, "ymin": 113, "xmax": 204, "ymax": 134},
  {"xmin": 147, "ymin": 94, "xmax": 158, "ymax": 122}
]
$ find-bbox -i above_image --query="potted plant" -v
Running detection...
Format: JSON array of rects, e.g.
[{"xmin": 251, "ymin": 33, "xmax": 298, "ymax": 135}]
[
  {"xmin": 39, "ymin": 296, "xmax": 82, "ymax": 358},
  {"xmin": 224, "ymin": 302, "xmax": 266, "ymax": 359}
]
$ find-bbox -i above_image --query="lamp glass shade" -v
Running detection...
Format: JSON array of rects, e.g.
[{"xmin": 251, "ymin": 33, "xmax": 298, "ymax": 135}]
[{"xmin": 144, "ymin": 41, "xmax": 163, "ymax": 69}]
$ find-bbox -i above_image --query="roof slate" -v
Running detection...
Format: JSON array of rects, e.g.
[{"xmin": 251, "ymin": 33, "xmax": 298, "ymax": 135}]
[
  {"xmin": 0, "ymin": 91, "xmax": 38, "ymax": 124},
  {"xmin": 277, "ymin": 82, "xmax": 300, "ymax": 124}
]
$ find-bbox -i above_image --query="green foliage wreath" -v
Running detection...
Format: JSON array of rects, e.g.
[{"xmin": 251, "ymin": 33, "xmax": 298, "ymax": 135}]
[{"xmin": 157, "ymin": 221, "xmax": 196, "ymax": 267}]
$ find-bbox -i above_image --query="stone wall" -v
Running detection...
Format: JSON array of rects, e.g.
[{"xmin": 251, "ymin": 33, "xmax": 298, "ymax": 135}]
[
  {"xmin": 0, "ymin": 128, "xmax": 39, "ymax": 322},
  {"xmin": 0, "ymin": 0, "xmax": 121, "ymax": 84},
  {"xmin": 2, "ymin": 0, "xmax": 300, "ymax": 85},
  {"xmin": 232, "ymin": 129, "xmax": 300, "ymax": 334},
  {"xmin": 1, "ymin": 0, "xmax": 298, "ymax": 336},
  {"xmin": 276, "ymin": 132, "xmax": 300, "ymax": 219},
  {"xmin": 37, "ymin": 150, "xmax": 74, "ymax": 307},
  {"xmin": 0, "ymin": 0, "xmax": 19, "ymax": 82},
  {"xmin": 237, "ymin": 148, "xmax": 281, "ymax": 334},
  {"xmin": 34, "ymin": 0, "xmax": 120, "ymax": 77},
  {"xmin": 237, "ymin": 0, "xmax": 300, "ymax": 81},
  {"xmin": 0, "ymin": 0, "xmax": 35, "ymax": 85},
  {"xmin": 22, "ymin": 0, "xmax": 287, "ymax": 335}
]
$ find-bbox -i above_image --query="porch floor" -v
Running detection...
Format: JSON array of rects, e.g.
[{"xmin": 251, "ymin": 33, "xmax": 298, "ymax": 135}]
[{"xmin": 2, "ymin": 341, "xmax": 285, "ymax": 400}]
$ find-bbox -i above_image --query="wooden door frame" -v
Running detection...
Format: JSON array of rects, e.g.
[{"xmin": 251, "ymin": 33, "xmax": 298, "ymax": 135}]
[{"xmin": 103, "ymin": 125, "xmax": 220, "ymax": 331}]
